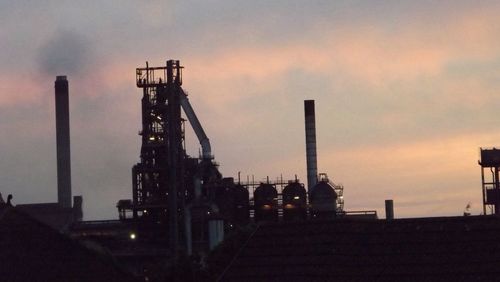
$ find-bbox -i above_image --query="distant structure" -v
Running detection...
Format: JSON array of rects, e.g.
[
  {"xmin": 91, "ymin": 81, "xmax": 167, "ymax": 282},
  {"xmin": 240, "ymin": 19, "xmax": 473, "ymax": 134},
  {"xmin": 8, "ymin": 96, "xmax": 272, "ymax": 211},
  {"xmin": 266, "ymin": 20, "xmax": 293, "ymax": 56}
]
[
  {"xmin": 118, "ymin": 60, "xmax": 224, "ymax": 257},
  {"xmin": 55, "ymin": 75, "xmax": 72, "ymax": 208},
  {"xmin": 304, "ymin": 100, "xmax": 346, "ymax": 216},
  {"xmin": 385, "ymin": 199, "xmax": 394, "ymax": 220},
  {"xmin": 70, "ymin": 61, "xmax": 376, "ymax": 280},
  {"xmin": 16, "ymin": 76, "xmax": 82, "ymax": 231},
  {"xmin": 479, "ymin": 148, "xmax": 500, "ymax": 214},
  {"xmin": 304, "ymin": 100, "xmax": 318, "ymax": 190}
]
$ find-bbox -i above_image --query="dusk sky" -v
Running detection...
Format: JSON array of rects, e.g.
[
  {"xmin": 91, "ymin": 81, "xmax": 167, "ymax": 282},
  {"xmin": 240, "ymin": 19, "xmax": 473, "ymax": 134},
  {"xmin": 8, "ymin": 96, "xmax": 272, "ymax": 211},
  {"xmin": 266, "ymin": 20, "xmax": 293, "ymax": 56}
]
[{"xmin": 2, "ymin": 1, "xmax": 500, "ymax": 219}]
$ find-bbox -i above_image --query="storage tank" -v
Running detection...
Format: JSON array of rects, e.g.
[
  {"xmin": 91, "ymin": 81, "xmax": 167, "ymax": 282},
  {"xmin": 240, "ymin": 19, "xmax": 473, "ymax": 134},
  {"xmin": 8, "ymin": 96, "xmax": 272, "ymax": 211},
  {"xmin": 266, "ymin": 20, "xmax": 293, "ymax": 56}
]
[
  {"xmin": 309, "ymin": 179, "xmax": 337, "ymax": 219},
  {"xmin": 233, "ymin": 184, "xmax": 250, "ymax": 225},
  {"xmin": 253, "ymin": 183, "xmax": 278, "ymax": 222},
  {"xmin": 213, "ymin": 178, "xmax": 250, "ymax": 227},
  {"xmin": 282, "ymin": 181, "xmax": 307, "ymax": 221},
  {"xmin": 213, "ymin": 181, "xmax": 235, "ymax": 224}
]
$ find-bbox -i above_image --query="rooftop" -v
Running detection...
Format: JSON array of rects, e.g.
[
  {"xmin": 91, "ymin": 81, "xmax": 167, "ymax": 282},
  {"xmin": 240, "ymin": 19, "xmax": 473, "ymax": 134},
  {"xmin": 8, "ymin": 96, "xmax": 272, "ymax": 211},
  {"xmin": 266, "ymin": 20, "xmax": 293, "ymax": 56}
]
[
  {"xmin": 0, "ymin": 204, "xmax": 137, "ymax": 281},
  {"xmin": 219, "ymin": 216, "xmax": 500, "ymax": 281}
]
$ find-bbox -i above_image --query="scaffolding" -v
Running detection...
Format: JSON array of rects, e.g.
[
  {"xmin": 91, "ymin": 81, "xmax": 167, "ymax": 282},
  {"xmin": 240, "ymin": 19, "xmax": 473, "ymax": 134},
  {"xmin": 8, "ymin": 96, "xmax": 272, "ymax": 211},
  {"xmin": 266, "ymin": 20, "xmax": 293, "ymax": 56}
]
[
  {"xmin": 479, "ymin": 148, "xmax": 500, "ymax": 215},
  {"xmin": 132, "ymin": 60, "xmax": 186, "ymax": 251}
]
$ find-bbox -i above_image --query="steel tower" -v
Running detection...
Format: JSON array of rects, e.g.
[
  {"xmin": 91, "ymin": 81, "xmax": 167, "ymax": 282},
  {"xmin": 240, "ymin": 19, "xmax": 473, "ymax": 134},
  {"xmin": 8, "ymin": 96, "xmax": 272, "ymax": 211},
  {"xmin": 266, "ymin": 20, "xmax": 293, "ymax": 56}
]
[
  {"xmin": 133, "ymin": 60, "xmax": 186, "ymax": 250},
  {"xmin": 479, "ymin": 148, "xmax": 500, "ymax": 215}
]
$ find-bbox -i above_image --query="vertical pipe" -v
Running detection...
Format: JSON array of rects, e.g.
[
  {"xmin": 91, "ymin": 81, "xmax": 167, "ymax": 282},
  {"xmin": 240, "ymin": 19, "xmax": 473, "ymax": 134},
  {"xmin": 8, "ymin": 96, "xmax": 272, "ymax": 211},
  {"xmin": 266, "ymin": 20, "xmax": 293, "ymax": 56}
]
[
  {"xmin": 184, "ymin": 206, "xmax": 192, "ymax": 256},
  {"xmin": 175, "ymin": 60, "xmax": 182, "ymax": 85},
  {"xmin": 385, "ymin": 199, "xmax": 394, "ymax": 220},
  {"xmin": 166, "ymin": 60, "xmax": 173, "ymax": 84},
  {"xmin": 208, "ymin": 218, "xmax": 224, "ymax": 250},
  {"xmin": 55, "ymin": 76, "xmax": 72, "ymax": 208},
  {"xmin": 168, "ymin": 84, "xmax": 179, "ymax": 254},
  {"xmin": 481, "ymin": 167, "xmax": 486, "ymax": 215},
  {"xmin": 304, "ymin": 100, "xmax": 318, "ymax": 191},
  {"xmin": 132, "ymin": 165, "xmax": 139, "ymax": 219},
  {"xmin": 167, "ymin": 61, "xmax": 186, "ymax": 256},
  {"xmin": 495, "ymin": 167, "xmax": 499, "ymax": 214}
]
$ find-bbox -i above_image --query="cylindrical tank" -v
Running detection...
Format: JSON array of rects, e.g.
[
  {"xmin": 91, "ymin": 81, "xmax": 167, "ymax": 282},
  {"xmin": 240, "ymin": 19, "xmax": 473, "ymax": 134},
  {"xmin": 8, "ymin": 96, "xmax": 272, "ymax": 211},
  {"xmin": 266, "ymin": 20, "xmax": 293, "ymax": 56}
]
[
  {"xmin": 213, "ymin": 179, "xmax": 250, "ymax": 227},
  {"xmin": 309, "ymin": 180, "xmax": 337, "ymax": 219},
  {"xmin": 214, "ymin": 183, "xmax": 234, "ymax": 223},
  {"xmin": 282, "ymin": 181, "xmax": 307, "ymax": 221},
  {"xmin": 253, "ymin": 183, "xmax": 278, "ymax": 222},
  {"xmin": 233, "ymin": 184, "xmax": 250, "ymax": 225}
]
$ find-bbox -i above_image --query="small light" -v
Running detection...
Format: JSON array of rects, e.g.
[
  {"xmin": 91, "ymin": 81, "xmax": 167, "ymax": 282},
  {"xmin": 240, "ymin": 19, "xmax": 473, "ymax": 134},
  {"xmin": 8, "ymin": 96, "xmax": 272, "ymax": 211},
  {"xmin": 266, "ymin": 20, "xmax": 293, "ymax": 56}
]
[
  {"xmin": 143, "ymin": 210, "xmax": 147, "ymax": 213},
  {"xmin": 207, "ymin": 211, "xmax": 211, "ymax": 215},
  {"xmin": 130, "ymin": 233, "xmax": 136, "ymax": 240},
  {"xmin": 149, "ymin": 136, "xmax": 155, "ymax": 141},
  {"xmin": 293, "ymin": 196, "xmax": 300, "ymax": 200}
]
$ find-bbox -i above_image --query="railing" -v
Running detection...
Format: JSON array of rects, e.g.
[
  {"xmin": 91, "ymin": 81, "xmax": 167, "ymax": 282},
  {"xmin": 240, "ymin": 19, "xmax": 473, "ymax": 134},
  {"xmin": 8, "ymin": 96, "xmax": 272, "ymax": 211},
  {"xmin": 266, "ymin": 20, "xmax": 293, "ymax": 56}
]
[
  {"xmin": 73, "ymin": 219, "xmax": 123, "ymax": 225},
  {"xmin": 341, "ymin": 210, "xmax": 378, "ymax": 217}
]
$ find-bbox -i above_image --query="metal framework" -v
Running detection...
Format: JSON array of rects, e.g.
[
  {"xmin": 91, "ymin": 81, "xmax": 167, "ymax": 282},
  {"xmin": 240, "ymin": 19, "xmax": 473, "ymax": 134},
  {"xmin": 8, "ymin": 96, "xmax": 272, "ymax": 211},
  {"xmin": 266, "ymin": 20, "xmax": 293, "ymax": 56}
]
[
  {"xmin": 240, "ymin": 174, "xmax": 345, "ymax": 216},
  {"xmin": 479, "ymin": 148, "xmax": 500, "ymax": 215},
  {"xmin": 132, "ymin": 60, "xmax": 186, "ymax": 250}
]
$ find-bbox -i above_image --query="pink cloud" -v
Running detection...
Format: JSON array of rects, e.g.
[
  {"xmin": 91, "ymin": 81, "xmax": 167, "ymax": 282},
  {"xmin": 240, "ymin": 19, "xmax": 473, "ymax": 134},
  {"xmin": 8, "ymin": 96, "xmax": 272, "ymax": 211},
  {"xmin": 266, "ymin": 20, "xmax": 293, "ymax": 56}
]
[{"xmin": 0, "ymin": 74, "xmax": 50, "ymax": 106}]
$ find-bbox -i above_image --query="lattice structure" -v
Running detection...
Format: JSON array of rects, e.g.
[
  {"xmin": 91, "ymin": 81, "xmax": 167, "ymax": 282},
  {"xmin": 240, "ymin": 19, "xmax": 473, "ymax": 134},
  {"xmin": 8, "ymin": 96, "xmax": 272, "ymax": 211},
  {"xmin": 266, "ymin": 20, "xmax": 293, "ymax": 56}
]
[
  {"xmin": 479, "ymin": 148, "xmax": 500, "ymax": 215},
  {"xmin": 132, "ymin": 60, "xmax": 186, "ymax": 249}
]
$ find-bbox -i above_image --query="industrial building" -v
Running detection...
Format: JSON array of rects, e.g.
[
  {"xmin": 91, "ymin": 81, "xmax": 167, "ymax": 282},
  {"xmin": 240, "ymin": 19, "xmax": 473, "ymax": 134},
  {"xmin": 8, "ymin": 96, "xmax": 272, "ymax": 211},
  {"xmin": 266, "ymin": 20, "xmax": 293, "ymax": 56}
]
[
  {"xmin": 5, "ymin": 59, "xmax": 500, "ymax": 281},
  {"xmin": 0, "ymin": 202, "xmax": 136, "ymax": 281},
  {"xmin": 66, "ymin": 60, "xmax": 376, "ymax": 280},
  {"xmin": 14, "ymin": 76, "xmax": 83, "ymax": 232}
]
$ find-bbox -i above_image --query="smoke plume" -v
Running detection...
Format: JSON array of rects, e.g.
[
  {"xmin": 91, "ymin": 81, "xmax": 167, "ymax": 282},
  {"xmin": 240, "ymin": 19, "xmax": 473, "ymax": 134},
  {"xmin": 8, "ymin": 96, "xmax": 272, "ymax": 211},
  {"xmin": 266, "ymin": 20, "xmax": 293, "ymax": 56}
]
[{"xmin": 37, "ymin": 30, "xmax": 92, "ymax": 76}]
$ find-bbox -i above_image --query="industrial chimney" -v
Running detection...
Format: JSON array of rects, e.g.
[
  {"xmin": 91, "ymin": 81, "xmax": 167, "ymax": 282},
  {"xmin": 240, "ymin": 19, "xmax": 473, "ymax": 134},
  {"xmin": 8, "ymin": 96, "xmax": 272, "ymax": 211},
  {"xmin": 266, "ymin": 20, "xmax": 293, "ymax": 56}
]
[
  {"xmin": 55, "ymin": 76, "xmax": 72, "ymax": 208},
  {"xmin": 304, "ymin": 100, "xmax": 318, "ymax": 190}
]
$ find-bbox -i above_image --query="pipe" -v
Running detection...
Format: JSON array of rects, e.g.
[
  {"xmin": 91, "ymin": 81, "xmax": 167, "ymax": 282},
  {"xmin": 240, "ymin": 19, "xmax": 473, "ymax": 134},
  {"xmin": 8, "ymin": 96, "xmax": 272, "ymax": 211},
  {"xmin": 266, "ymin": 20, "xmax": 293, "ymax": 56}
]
[
  {"xmin": 385, "ymin": 199, "xmax": 394, "ymax": 220},
  {"xmin": 184, "ymin": 206, "xmax": 192, "ymax": 256},
  {"xmin": 179, "ymin": 90, "xmax": 212, "ymax": 159},
  {"xmin": 304, "ymin": 100, "xmax": 318, "ymax": 190},
  {"xmin": 194, "ymin": 177, "xmax": 202, "ymax": 199},
  {"xmin": 55, "ymin": 76, "xmax": 72, "ymax": 208}
]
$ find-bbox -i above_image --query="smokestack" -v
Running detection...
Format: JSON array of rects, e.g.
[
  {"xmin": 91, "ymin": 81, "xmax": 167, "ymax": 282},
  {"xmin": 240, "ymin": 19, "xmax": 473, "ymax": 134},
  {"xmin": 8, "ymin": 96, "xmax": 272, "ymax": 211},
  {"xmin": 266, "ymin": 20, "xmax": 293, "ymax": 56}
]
[
  {"xmin": 304, "ymin": 100, "xmax": 318, "ymax": 190},
  {"xmin": 385, "ymin": 199, "xmax": 394, "ymax": 220},
  {"xmin": 55, "ymin": 76, "xmax": 72, "ymax": 208}
]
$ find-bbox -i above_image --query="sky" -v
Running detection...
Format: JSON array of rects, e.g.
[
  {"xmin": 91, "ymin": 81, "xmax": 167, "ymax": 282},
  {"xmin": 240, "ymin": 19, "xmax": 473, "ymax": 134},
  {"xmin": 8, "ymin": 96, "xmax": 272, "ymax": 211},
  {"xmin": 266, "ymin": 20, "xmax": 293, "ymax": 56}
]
[{"xmin": 1, "ymin": 1, "xmax": 500, "ymax": 219}]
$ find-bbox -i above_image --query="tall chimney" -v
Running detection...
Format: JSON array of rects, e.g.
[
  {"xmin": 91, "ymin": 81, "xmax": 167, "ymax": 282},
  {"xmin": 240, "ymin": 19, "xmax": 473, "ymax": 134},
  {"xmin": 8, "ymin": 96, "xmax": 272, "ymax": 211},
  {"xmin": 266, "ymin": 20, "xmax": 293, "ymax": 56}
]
[
  {"xmin": 304, "ymin": 100, "xmax": 318, "ymax": 190},
  {"xmin": 55, "ymin": 76, "xmax": 72, "ymax": 208}
]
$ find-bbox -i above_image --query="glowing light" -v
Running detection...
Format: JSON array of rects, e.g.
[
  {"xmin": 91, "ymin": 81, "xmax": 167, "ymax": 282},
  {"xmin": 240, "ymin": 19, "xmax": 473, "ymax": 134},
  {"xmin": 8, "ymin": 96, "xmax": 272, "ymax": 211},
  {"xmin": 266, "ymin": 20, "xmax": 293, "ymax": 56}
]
[
  {"xmin": 149, "ymin": 136, "xmax": 155, "ymax": 141},
  {"xmin": 130, "ymin": 233, "xmax": 136, "ymax": 240},
  {"xmin": 293, "ymin": 196, "xmax": 300, "ymax": 200}
]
